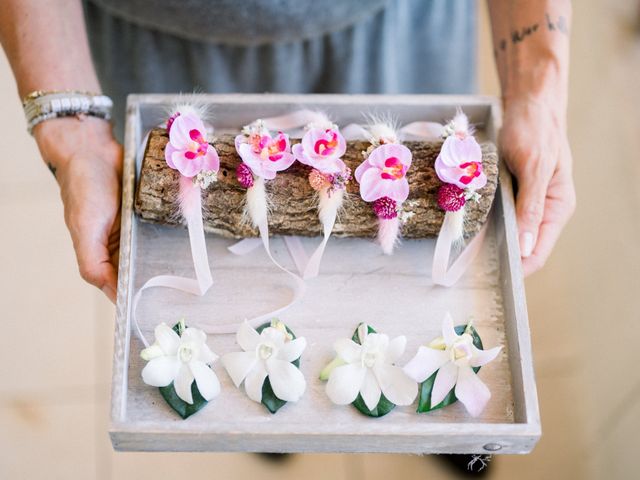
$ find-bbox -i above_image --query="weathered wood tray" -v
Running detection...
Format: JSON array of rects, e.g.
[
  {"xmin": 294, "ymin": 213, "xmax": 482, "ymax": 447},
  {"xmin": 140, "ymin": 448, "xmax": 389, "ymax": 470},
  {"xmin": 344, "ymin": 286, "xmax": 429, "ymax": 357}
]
[{"xmin": 111, "ymin": 94, "xmax": 540, "ymax": 454}]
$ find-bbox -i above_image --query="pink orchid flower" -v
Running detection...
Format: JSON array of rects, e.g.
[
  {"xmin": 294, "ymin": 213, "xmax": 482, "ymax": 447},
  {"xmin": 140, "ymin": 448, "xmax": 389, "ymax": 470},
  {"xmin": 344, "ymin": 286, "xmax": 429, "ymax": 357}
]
[
  {"xmin": 235, "ymin": 130, "xmax": 295, "ymax": 180},
  {"xmin": 292, "ymin": 127, "xmax": 347, "ymax": 174},
  {"xmin": 354, "ymin": 143, "xmax": 412, "ymax": 203},
  {"xmin": 435, "ymin": 135, "xmax": 487, "ymax": 191},
  {"xmin": 164, "ymin": 112, "xmax": 220, "ymax": 178}
]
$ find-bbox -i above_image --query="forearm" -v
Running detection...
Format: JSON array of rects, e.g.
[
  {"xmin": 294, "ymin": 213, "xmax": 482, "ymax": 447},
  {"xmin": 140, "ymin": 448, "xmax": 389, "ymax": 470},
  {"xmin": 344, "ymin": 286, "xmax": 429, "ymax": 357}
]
[
  {"xmin": 0, "ymin": 0, "xmax": 100, "ymax": 98},
  {"xmin": 488, "ymin": 0, "xmax": 571, "ymax": 115}
]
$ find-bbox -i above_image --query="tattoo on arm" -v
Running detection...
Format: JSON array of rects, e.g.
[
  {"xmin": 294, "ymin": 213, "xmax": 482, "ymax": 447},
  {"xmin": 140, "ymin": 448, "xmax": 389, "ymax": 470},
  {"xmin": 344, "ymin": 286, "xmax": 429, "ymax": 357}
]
[
  {"xmin": 496, "ymin": 12, "xmax": 569, "ymax": 55},
  {"xmin": 47, "ymin": 162, "xmax": 57, "ymax": 177}
]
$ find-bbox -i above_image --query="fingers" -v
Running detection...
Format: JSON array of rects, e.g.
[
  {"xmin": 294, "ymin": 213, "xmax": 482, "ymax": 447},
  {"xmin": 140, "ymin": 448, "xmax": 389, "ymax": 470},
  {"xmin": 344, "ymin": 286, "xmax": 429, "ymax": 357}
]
[
  {"xmin": 76, "ymin": 236, "xmax": 118, "ymax": 303},
  {"xmin": 515, "ymin": 171, "xmax": 549, "ymax": 259},
  {"xmin": 521, "ymin": 165, "xmax": 576, "ymax": 276}
]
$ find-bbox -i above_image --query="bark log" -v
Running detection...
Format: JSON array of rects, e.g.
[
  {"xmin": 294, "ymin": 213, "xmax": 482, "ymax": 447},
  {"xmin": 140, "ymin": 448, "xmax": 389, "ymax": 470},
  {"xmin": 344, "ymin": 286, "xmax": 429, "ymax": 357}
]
[{"xmin": 134, "ymin": 128, "xmax": 498, "ymax": 238}]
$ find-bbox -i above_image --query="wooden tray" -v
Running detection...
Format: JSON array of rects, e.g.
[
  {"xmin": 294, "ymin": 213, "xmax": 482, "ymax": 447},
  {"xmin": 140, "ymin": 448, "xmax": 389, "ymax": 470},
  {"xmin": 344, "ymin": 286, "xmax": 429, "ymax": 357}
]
[{"xmin": 110, "ymin": 94, "xmax": 540, "ymax": 454}]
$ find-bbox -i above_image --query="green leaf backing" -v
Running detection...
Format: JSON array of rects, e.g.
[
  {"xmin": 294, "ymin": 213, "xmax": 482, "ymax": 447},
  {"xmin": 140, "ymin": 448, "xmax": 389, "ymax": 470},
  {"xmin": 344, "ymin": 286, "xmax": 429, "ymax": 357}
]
[{"xmin": 416, "ymin": 324, "xmax": 483, "ymax": 414}]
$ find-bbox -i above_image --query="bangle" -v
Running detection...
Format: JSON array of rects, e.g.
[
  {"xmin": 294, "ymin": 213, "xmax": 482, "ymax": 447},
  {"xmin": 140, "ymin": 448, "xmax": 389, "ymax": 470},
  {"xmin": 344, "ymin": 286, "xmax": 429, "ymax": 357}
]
[{"xmin": 22, "ymin": 90, "xmax": 113, "ymax": 135}]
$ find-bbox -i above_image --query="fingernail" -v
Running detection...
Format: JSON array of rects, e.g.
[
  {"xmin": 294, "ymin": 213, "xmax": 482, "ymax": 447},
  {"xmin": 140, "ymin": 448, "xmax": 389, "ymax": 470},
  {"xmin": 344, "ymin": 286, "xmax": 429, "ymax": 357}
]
[{"xmin": 520, "ymin": 232, "xmax": 534, "ymax": 258}]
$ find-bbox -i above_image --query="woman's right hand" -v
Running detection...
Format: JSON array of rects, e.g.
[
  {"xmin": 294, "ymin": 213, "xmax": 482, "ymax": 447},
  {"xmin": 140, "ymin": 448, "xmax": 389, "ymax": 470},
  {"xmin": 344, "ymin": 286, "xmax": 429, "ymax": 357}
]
[{"xmin": 34, "ymin": 117, "xmax": 123, "ymax": 302}]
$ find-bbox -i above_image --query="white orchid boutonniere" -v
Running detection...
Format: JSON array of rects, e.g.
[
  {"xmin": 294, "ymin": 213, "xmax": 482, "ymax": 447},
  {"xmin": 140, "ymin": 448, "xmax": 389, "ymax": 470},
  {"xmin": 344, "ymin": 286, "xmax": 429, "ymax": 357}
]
[
  {"xmin": 403, "ymin": 312, "xmax": 502, "ymax": 417},
  {"xmin": 320, "ymin": 323, "xmax": 418, "ymax": 417},
  {"xmin": 221, "ymin": 319, "xmax": 307, "ymax": 414},
  {"xmin": 140, "ymin": 319, "xmax": 220, "ymax": 419}
]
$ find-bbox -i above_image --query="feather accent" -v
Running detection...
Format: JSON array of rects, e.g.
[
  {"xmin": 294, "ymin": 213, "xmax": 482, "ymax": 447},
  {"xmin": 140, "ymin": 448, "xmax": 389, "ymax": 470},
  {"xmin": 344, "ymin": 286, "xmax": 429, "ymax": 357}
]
[
  {"xmin": 449, "ymin": 208, "xmax": 466, "ymax": 245},
  {"xmin": 245, "ymin": 176, "xmax": 268, "ymax": 228},
  {"xmin": 449, "ymin": 108, "xmax": 475, "ymax": 138},
  {"xmin": 378, "ymin": 217, "xmax": 400, "ymax": 255},
  {"xmin": 178, "ymin": 176, "xmax": 202, "ymax": 223},
  {"xmin": 318, "ymin": 187, "xmax": 344, "ymax": 231}
]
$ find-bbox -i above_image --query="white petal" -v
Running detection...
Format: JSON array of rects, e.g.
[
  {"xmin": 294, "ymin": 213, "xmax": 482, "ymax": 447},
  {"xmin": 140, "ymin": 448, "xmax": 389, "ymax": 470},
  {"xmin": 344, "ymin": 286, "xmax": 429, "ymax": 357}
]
[
  {"xmin": 260, "ymin": 327, "xmax": 286, "ymax": 349},
  {"xmin": 266, "ymin": 359, "xmax": 306, "ymax": 402},
  {"xmin": 190, "ymin": 360, "xmax": 220, "ymax": 401},
  {"xmin": 278, "ymin": 337, "xmax": 307, "ymax": 362},
  {"xmin": 141, "ymin": 356, "xmax": 180, "ymax": 387},
  {"xmin": 403, "ymin": 346, "xmax": 450, "ymax": 382},
  {"xmin": 334, "ymin": 338, "xmax": 361, "ymax": 363},
  {"xmin": 442, "ymin": 312, "xmax": 459, "ymax": 346},
  {"xmin": 431, "ymin": 361, "xmax": 458, "ymax": 406},
  {"xmin": 470, "ymin": 345, "xmax": 502, "ymax": 368},
  {"xmin": 237, "ymin": 321, "xmax": 260, "ymax": 352},
  {"xmin": 455, "ymin": 365, "xmax": 491, "ymax": 417},
  {"xmin": 181, "ymin": 327, "xmax": 207, "ymax": 346},
  {"xmin": 360, "ymin": 369, "xmax": 382, "ymax": 410},
  {"xmin": 326, "ymin": 363, "xmax": 366, "ymax": 405},
  {"xmin": 174, "ymin": 364, "xmax": 195, "ymax": 404},
  {"xmin": 244, "ymin": 362, "xmax": 268, "ymax": 403},
  {"xmin": 221, "ymin": 351, "xmax": 256, "ymax": 387},
  {"xmin": 386, "ymin": 336, "xmax": 407, "ymax": 363},
  {"xmin": 375, "ymin": 364, "xmax": 418, "ymax": 406},
  {"xmin": 154, "ymin": 323, "xmax": 181, "ymax": 355},
  {"xmin": 198, "ymin": 342, "xmax": 218, "ymax": 364}
]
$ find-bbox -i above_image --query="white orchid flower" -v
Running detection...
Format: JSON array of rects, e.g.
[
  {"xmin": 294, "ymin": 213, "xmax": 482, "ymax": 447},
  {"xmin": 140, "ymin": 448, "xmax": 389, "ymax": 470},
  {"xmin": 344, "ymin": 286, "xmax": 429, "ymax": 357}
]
[
  {"xmin": 140, "ymin": 321, "xmax": 220, "ymax": 404},
  {"xmin": 324, "ymin": 323, "xmax": 418, "ymax": 410},
  {"xmin": 403, "ymin": 312, "xmax": 502, "ymax": 417},
  {"xmin": 221, "ymin": 321, "xmax": 307, "ymax": 403}
]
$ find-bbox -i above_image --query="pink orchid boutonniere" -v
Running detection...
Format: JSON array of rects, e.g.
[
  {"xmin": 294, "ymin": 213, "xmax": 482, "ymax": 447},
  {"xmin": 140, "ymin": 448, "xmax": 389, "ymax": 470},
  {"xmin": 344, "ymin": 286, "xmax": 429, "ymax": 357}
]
[
  {"xmin": 354, "ymin": 136, "xmax": 413, "ymax": 255},
  {"xmin": 235, "ymin": 120, "xmax": 295, "ymax": 182},
  {"xmin": 165, "ymin": 112, "xmax": 220, "ymax": 181},
  {"xmin": 292, "ymin": 125, "xmax": 347, "ymax": 175}
]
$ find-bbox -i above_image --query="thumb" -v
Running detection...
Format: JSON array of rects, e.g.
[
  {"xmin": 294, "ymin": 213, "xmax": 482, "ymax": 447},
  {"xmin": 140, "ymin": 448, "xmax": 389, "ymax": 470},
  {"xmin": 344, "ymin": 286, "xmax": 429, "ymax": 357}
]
[
  {"xmin": 515, "ymin": 175, "xmax": 548, "ymax": 258},
  {"xmin": 76, "ymin": 237, "xmax": 118, "ymax": 303}
]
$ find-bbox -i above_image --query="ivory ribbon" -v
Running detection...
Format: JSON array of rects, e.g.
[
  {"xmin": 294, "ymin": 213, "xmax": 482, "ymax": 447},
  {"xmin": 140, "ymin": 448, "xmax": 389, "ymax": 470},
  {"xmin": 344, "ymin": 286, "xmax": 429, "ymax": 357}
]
[
  {"xmin": 431, "ymin": 212, "xmax": 489, "ymax": 287},
  {"xmin": 131, "ymin": 132, "xmax": 213, "ymax": 348}
]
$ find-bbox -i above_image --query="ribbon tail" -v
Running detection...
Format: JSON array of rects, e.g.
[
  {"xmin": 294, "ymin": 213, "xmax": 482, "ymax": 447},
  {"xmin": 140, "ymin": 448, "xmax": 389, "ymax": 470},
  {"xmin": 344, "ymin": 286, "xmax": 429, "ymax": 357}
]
[
  {"xmin": 432, "ymin": 211, "xmax": 488, "ymax": 287},
  {"xmin": 303, "ymin": 187, "xmax": 342, "ymax": 278}
]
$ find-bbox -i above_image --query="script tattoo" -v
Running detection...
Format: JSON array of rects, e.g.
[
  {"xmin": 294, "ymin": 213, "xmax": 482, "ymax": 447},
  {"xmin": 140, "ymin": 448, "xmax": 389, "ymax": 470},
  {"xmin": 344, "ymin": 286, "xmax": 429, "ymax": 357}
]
[
  {"xmin": 496, "ymin": 12, "xmax": 570, "ymax": 55},
  {"xmin": 47, "ymin": 162, "xmax": 57, "ymax": 178}
]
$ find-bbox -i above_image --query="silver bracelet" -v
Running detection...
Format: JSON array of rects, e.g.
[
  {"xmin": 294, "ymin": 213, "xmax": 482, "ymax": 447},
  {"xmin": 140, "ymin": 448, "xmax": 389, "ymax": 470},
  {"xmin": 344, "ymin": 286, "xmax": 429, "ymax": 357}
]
[{"xmin": 22, "ymin": 91, "xmax": 113, "ymax": 135}]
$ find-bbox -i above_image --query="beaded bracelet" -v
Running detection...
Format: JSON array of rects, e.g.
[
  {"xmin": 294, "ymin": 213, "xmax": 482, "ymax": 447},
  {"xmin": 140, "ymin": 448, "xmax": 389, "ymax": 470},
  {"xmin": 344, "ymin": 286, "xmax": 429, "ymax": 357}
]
[{"xmin": 22, "ymin": 90, "xmax": 113, "ymax": 134}]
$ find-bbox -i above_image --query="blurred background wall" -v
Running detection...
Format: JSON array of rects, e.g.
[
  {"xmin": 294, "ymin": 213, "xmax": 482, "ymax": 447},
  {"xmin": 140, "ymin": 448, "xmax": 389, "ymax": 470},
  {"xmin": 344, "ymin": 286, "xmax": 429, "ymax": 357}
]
[{"xmin": 1, "ymin": 1, "xmax": 639, "ymax": 479}]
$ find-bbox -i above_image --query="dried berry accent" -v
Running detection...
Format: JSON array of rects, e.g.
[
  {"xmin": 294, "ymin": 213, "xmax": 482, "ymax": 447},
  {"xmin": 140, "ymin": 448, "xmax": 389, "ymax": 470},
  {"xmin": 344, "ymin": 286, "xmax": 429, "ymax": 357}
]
[
  {"xmin": 373, "ymin": 196, "xmax": 398, "ymax": 219},
  {"xmin": 437, "ymin": 183, "xmax": 466, "ymax": 212},
  {"xmin": 236, "ymin": 163, "xmax": 254, "ymax": 189}
]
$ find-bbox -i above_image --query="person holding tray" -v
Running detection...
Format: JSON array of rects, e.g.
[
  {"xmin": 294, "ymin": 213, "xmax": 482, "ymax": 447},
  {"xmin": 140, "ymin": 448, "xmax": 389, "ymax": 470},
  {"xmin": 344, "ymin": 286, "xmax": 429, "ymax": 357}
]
[{"xmin": 0, "ymin": 0, "xmax": 574, "ymax": 474}]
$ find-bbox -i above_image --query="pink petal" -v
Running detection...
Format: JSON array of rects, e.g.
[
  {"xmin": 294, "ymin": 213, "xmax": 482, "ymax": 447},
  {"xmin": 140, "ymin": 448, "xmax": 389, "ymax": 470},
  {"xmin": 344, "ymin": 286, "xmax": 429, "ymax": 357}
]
[
  {"xmin": 367, "ymin": 144, "xmax": 412, "ymax": 169},
  {"xmin": 430, "ymin": 361, "xmax": 458, "ymax": 406},
  {"xmin": 354, "ymin": 159, "xmax": 374, "ymax": 183},
  {"xmin": 202, "ymin": 146, "xmax": 220, "ymax": 172},
  {"xmin": 267, "ymin": 151, "xmax": 296, "ymax": 172},
  {"xmin": 382, "ymin": 177, "xmax": 410, "ymax": 203},
  {"xmin": 171, "ymin": 150, "xmax": 201, "ymax": 178},
  {"xmin": 455, "ymin": 365, "xmax": 491, "ymax": 417},
  {"xmin": 170, "ymin": 113, "xmax": 206, "ymax": 150},
  {"xmin": 359, "ymin": 167, "xmax": 388, "ymax": 202},
  {"xmin": 165, "ymin": 143, "xmax": 178, "ymax": 169},
  {"xmin": 403, "ymin": 346, "xmax": 450, "ymax": 382}
]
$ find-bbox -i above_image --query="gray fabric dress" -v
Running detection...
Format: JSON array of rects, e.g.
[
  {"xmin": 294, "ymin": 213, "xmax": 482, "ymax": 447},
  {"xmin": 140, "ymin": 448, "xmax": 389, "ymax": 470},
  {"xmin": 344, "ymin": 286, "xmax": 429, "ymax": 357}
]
[{"xmin": 83, "ymin": 0, "xmax": 477, "ymax": 137}]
